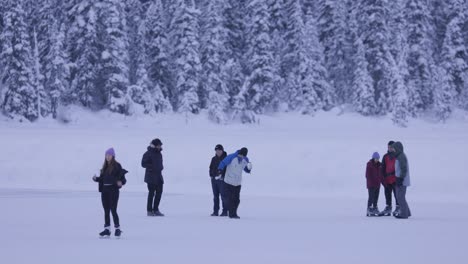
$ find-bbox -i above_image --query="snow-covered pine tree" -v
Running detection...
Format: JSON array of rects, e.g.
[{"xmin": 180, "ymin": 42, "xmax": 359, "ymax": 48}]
[
  {"xmin": 200, "ymin": 0, "xmax": 229, "ymax": 123},
  {"xmin": 318, "ymin": 0, "xmax": 350, "ymax": 103},
  {"xmin": 283, "ymin": 0, "xmax": 331, "ymax": 113},
  {"xmin": 351, "ymin": 37, "xmax": 376, "ymax": 116},
  {"xmin": 45, "ymin": 20, "xmax": 68, "ymax": 118},
  {"xmin": 125, "ymin": 0, "xmax": 144, "ymax": 87},
  {"xmin": 67, "ymin": 0, "xmax": 102, "ymax": 109},
  {"xmin": 391, "ymin": 75, "xmax": 409, "ymax": 127},
  {"xmin": 355, "ymin": 0, "xmax": 395, "ymax": 115},
  {"xmin": 431, "ymin": 65, "xmax": 453, "ymax": 121},
  {"xmin": 405, "ymin": 0, "xmax": 435, "ymax": 113},
  {"xmin": 302, "ymin": 11, "xmax": 333, "ymax": 113},
  {"xmin": 169, "ymin": 0, "xmax": 201, "ymax": 114},
  {"xmin": 441, "ymin": 3, "xmax": 467, "ymax": 110},
  {"xmin": 99, "ymin": 0, "xmax": 131, "ymax": 115},
  {"xmin": 31, "ymin": 27, "xmax": 48, "ymax": 118},
  {"xmin": 126, "ymin": 0, "xmax": 167, "ymax": 115},
  {"xmin": 223, "ymin": 0, "xmax": 247, "ymax": 73},
  {"xmin": 280, "ymin": 0, "xmax": 302, "ymax": 110},
  {"xmin": 0, "ymin": 0, "xmax": 38, "ymax": 121},
  {"xmin": 33, "ymin": 0, "xmax": 68, "ymax": 118},
  {"xmin": 144, "ymin": 0, "xmax": 173, "ymax": 103},
  {"xmin": 242, "ymin": 0, "xmax": 275, "ymax": 119},
  {"xmin": 222, "ymin": 0, "xmax": 247, "ymax": 104},
  {"xmin": 267, "ymin": 0, "xmax": 287, "ymax": 110},
  {"xmin": 390, "ymin": 62, "xmax": 410, "ymax": 127}
]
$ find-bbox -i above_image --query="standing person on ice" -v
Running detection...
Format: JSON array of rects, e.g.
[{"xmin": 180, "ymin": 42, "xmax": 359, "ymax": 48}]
[
  {"xmin": 393, "ymin": 141, "xmax": 412, "ymax": 219},
  {"xmin": 209, "ymin": 144, "xmax": 228, "ymax": 216},
  {"xmin": 379, "ymin": 141, "xmax": 399, "ymax": 216},
  {"xmin": 218, "ymin": 147, "xmax": 252, "ymax": 219},
  {"xmin": 142, "ymin": 139, "xmax": 165, "ymax": 217},
  {"xmin": 92, "ymin": 148, "xmax": 128, "ymax": 237},
  {"xmin": 365, "ymin": 152, "xmax": 383, "ymax": 217}
]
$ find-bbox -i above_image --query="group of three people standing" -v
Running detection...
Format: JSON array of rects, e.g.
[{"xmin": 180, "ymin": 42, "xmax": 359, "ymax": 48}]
[
  {"xmin": 93, "ymin": 139, "xmax": 252, "ymax": 237},
  {"xmin": 366, "ymin": 141, "xmax": 411, "ymax": 219}
]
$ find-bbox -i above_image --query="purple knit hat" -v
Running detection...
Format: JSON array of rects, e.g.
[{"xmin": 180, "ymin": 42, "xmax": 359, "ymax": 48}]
[
  {"xmin": 372, "ymin": 152, "xmax": 380, "ymax": 160},
  {"xmin": 105, "ymin": 148, "xmax": 115, "ymax": 157}
]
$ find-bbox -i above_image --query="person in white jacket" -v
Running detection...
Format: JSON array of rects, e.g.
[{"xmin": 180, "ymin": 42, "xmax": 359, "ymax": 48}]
[{"xmin": 217, "ymin": 147, "xmax": 252, "ymax": 219}]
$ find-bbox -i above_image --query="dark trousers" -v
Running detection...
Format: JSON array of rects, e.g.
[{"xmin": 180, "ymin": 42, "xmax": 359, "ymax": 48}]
[
  {"xmin": 367, "ymin": 187, "xmax": 380, "ymax": 208},
  {"xmin": 396, "ymin": 186, "xmax": 411, "ymax": 218},
  {"xmin": 211, "ymin": 178, "xmax": 227, "ymax": 214},
  {"xmin": 384, "ymin": 183, "xmax": 399, "ymax": 207},
  {"xmin": 147, "ymin": 183, "xmax": 163, "ymax": 212},
  {"xmin": 225, "ymin": 183, "xmax": 241, "ymax": 217},
  {"xmin": 101, "ymin": 186, "xmax": 120, "ymax": 228}
]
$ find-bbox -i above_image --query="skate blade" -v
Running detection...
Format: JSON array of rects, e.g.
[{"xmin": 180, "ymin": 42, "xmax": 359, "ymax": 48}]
[{"xmin": 99, "ymin": 236, "xmax": 111, "ymax": 239}]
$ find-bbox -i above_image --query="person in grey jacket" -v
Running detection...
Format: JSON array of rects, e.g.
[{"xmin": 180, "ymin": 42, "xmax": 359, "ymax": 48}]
[
  {"xmin": 393, "ymin": 141, "xmax": 412, "ymax": 219},
  {"xmin": 217, "ymin": 147, "xmax": 252, "ymax": 219}
]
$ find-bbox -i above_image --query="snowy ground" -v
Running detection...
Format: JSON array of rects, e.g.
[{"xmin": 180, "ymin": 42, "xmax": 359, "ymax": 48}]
[{"xmin": 1, "ymin": 109, "xmax": 468, "ymax": 263}]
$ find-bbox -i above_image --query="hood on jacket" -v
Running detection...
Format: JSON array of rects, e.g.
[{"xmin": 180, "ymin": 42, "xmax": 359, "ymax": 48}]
[{"xmin": 393, "ymin": 142, "xmax": 404, "ymax": 155}]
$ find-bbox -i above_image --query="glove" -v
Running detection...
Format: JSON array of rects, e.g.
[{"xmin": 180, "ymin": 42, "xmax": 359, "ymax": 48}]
[
  {"xmin": 92, "ymin": 175, "xmax": 98, "ymax": 182},
  {"xmin": 217, "ymin": 169, "xmax": 223, "ymax": 176},
  {"xmin": 215, "ymin": 175, "xmax": 222, "ymax": 180},
  {"xmin": 246, "ymin": 162, "xmax": 252, "ymax": 170},
  {"xmin": 396, "ymin": 177, "xmax": 404, "ymax": 186}
]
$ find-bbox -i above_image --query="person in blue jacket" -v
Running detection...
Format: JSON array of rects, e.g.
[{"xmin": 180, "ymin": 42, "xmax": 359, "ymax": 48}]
[{"xmin": 218, "ymin": 147, "xmax": 252, "ymax": 219}]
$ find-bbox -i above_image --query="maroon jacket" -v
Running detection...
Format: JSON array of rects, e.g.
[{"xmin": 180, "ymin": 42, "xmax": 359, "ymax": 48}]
[
  {"xmin": 381, "ymin": 152, "xmax": 396, "ymax": 185},
  {"xmin": 366, "ymin": 159, "xmax": 383, "ymax": 189}
]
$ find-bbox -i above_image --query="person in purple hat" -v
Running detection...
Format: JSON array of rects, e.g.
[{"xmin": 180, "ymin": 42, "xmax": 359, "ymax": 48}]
[
  {"xmin": 365, "ymin": 152, "xmax": 383, "ymax": 217},
  {"xmin": 92, "ymin": 148, "xmax": 128, "ymax": 237}
]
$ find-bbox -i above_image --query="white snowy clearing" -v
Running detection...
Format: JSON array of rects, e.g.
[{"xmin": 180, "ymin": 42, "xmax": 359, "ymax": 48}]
[{"xmin": 1, "ymin": 108, "xmax": 467, "ymax": 264}]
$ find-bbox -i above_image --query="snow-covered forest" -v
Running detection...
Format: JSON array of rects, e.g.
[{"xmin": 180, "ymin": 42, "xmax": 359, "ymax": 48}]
[{"xmin": 0, "ymin": 0, "xmax": 466, "ymax": 125}]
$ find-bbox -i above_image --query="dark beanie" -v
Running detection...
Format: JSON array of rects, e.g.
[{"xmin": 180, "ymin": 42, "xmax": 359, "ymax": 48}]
[
  {"xmin": 238, "ymin": 147, "xmax": 248, "ymax": 156},
  {"xmin": 215, "ymin": 144, "xmax": 224, "ymax": 151},
  {"xmin": 151, "ymin": 138, "xmax": 163, "ymax": 146},
  {"xmin": 388, "ymin": 140, "xmax": 395, "ymax": 146}
]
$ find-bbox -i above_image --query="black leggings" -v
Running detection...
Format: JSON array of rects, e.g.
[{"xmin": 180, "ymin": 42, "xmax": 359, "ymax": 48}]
[
  {"xmin": 101, "ymin": 186, "xmax": 120, "ymax": 228},
  {"xmin": 367, "ymin": 187, "xmax": 380, "ymax": 208}
]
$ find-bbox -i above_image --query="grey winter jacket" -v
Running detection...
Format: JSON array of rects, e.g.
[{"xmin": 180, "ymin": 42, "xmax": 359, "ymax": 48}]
[{"xmin": 393, "ymin": 142, "xmax": 411, "ymax": 187}]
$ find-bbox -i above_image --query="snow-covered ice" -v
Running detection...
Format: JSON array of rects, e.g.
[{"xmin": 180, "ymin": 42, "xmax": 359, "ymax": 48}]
[{"xmin": 1, "ymin": 109, "xmax": 467, "ymax": 263}]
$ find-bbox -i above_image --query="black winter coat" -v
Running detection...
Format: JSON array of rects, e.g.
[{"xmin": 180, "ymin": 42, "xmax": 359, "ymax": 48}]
[
  {"xmin": 142, "ymin": 147, "xmax": 164, "ymax": 184},
  {"xmin": 209, "ymin": 151, "xmax": 227, "ymax": 178},
  {"xmin": 93, "ymin": 162, "xmax": 128, "ymax": 192}
]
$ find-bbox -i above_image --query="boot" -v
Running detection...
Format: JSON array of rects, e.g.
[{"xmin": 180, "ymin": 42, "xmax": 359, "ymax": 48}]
[
  {"xmin": 392, "ymin": 205, "xmax": 400, "ymax": 217},
  {"xmin": 99, "ymin": 228, "xmax": 111, "ymax": 237},
  {"xmin": 220, "ymin": 210, "xmax": 228, "ymax": 217},
  {"xmin": 147, "ymin": 211, "xmax": 155, "ymax": 216},
  {"xmin": 115, "ymin": 228, "xmax": 122, "ymax": 237},
  {"xmin": 154, "ymin": 210, "xmax": 165, "ymax": 217},
  {"xmin": 378, "ymin": 206, "xmax": 392, "ymax": 216}
]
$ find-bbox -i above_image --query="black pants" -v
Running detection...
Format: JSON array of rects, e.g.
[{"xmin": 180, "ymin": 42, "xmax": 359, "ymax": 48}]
[
  {"xmin": 225, "ymin": 183, "xmax": 241, "ymax": 217},
  {"xmin": 367, "ymin": 187, "xmax": 380, "ymax": 208},
  {"xmin": 211, "ymin": 178, "xmax": 227, "ymax": 214},
  {"xmin": 384, "ymin": 183, "xmax": 399, "ymax": 207},
  {"xmin": 147, "ymin": 183, "xmax": 163, "ymax": 212},
  {"xmin": 101, "ymin": 186, "xmax": 120, "ymax": 228}
]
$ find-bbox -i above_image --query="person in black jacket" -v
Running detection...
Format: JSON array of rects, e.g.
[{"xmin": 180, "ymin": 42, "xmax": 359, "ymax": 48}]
[
  {"xmin": 142, "ymin": 138, "xmax": 165, "ymax": 216},
  {"xmin": 209, "ymin": 144, "xmax": 228, "ymax": 216},
  {"xmin": 92, "ymin": 148, "xmax": 127, "ymax": 237}
]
